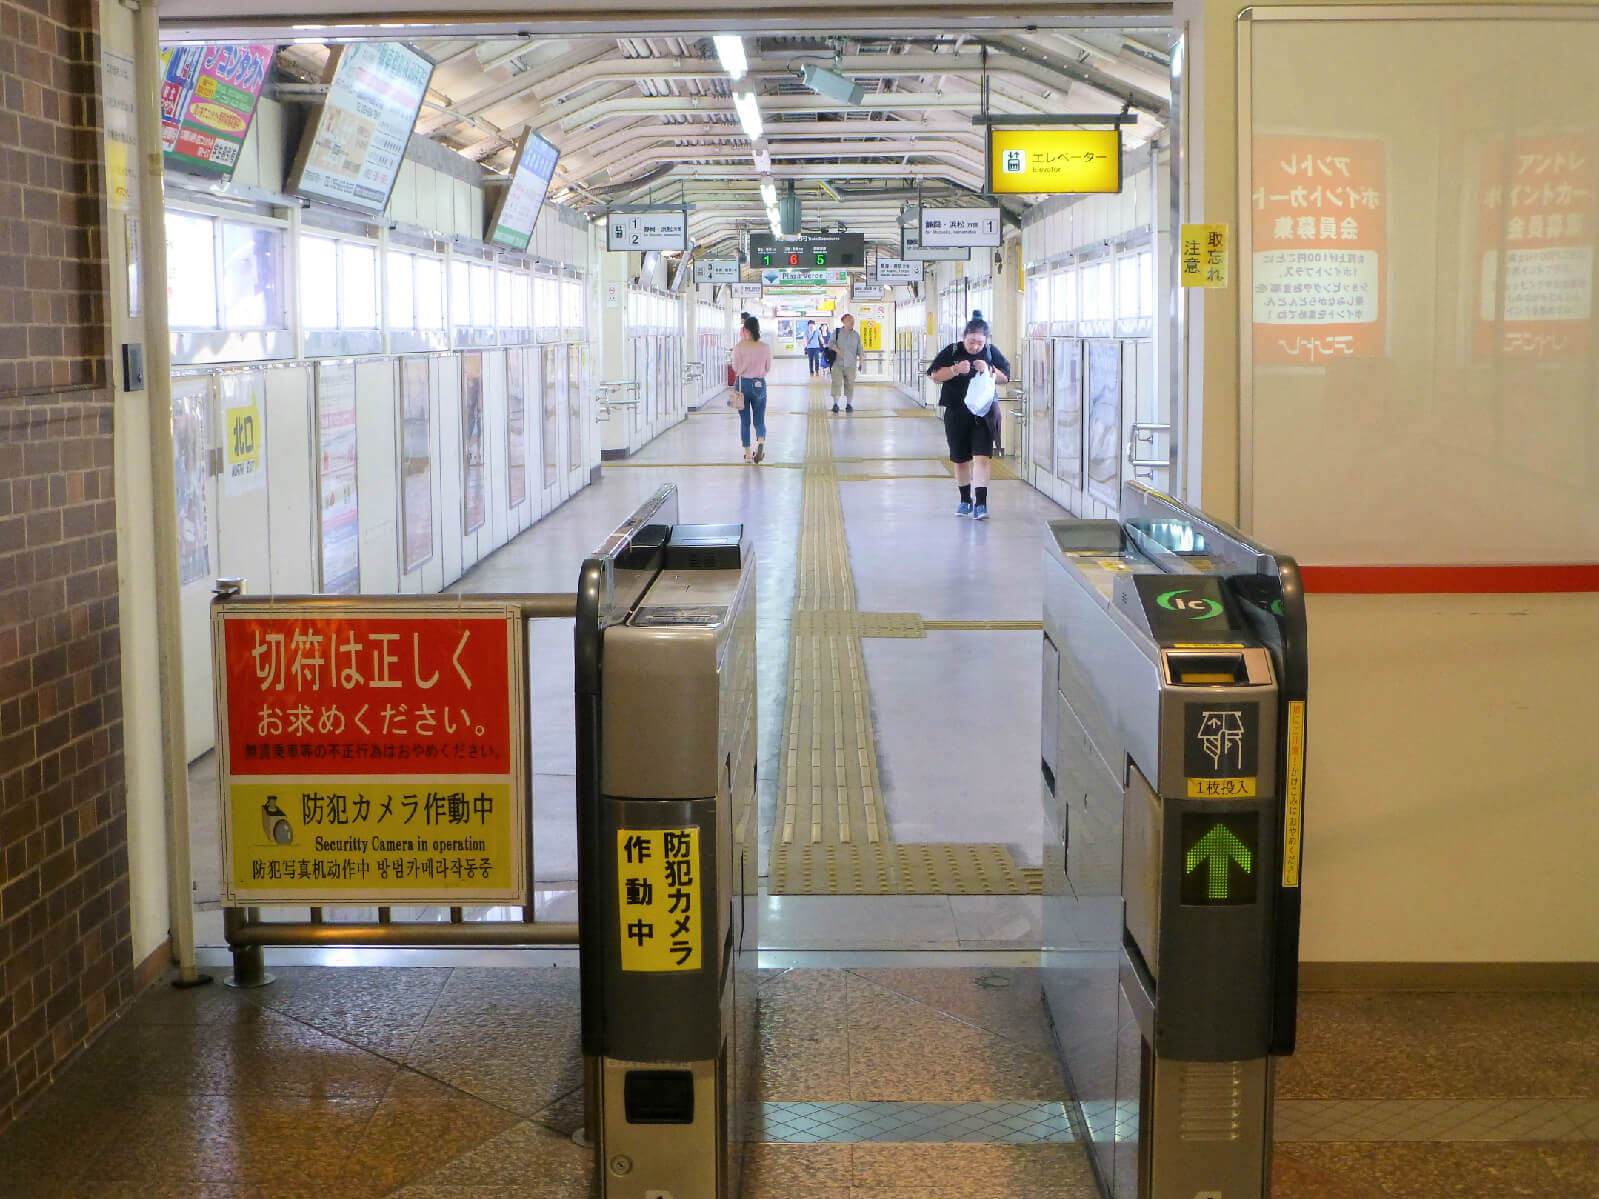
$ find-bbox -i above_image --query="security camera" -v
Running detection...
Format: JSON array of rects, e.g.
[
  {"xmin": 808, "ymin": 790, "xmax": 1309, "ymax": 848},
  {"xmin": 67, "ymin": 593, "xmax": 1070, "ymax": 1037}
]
[{"xmin": 261, "ymin": 797, "xmax": 293, "ymax": 845}]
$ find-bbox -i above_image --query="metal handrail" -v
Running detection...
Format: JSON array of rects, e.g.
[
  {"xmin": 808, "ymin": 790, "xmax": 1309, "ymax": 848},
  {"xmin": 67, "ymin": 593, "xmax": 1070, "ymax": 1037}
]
[{"xmin": 1128, "ymin": 421, "xmax": 1172, "ymax": 470}]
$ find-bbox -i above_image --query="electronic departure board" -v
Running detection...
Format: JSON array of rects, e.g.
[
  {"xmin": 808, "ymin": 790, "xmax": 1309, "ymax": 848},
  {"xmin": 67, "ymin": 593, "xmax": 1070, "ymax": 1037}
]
[{"xmin": 748, "ymin": 233, "xmax": 865, "ymax": 269}]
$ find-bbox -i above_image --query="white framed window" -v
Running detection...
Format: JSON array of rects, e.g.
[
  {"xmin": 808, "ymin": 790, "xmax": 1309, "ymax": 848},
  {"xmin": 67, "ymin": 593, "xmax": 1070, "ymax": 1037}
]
[
  {"xmin": 300, "ymin": 235, "xmax": 339, "ymax": 330},
  {"xmin": 387, "ymin": 250, "xmax": 415, "ymax": 330},
  {"xmin": 340, "ymin": 242, "xmax": 378, "ymax": 329},
  {"xmin": 166, "ymin": 211, "xmax": 219, "ymax": 329},
  {"xmin": 414, "ymin": 256, "xmax": 445, "ymax": 332},
  {"xmin": 511, "ymin": 270, "xmax": 531, "ymax": 329},
  {"xmin": 219, "ymin": 222, "xmax": 284, "ymax": 330},
  {"xmin": 470, "ymin": 262, "xmax": 494, "ymax": 327}
]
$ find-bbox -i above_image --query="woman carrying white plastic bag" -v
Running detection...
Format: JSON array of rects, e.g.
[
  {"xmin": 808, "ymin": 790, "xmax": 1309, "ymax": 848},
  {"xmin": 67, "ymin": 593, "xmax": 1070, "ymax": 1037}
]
[{"xmin": 926, "ymin": 312, "xmax": 1011, "ymax": 519}]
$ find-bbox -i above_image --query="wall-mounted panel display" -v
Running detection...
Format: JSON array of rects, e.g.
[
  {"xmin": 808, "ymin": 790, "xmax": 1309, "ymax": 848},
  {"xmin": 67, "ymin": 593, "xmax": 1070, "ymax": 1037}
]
[
  {"xmin": 542, "ymin": 345, "xmax": 563, "ymax": 487},
  {"xmin": 507, "ymin": 348, "xmax": 528, "ymax": 508},
  {"xmin": 399, "ymin": 357, "xmax": 433, "ymax": 572},
  {"xmin": 1251, "ymin": 135, "xmax": 1386, "ymax": 365},
  {"xmin": 489, "ymin": 129, "xmax": 560, "ymax": 252},
  {"xmin": 607, "ymin": 211, "xmax": 688, "ymax": 251},
  {"xmin": 160, "ymin": 44, "xmax": 274, "ymax": 179},
  {"xmin": 568, "ymin": 343, "xmax": 584, "ymax": 473},
  {"xmin": 1029, "ymin": 336, "xmax": 1053, "ymax": 475},
  {"xmin": 172, "ymin": 376, "xmax": 212, "ymax": 586},
  {"xmin": 1053, "ymin": 338, "xmax": 1084, "ymax": 491},
  {"xmin": 461, "ymin": 352, "xmax": 486, "ymax": 534},
  {"xmin": 1085, "ymin": 340, "xmax": 1122, "ymax": 507},
  {"xmin": 315, "ymin": 361, "xmax": 360, "ymax": 593},
  {"xmin": 288, "ymin": 43, "xmax": 435, "ymax": 215}
]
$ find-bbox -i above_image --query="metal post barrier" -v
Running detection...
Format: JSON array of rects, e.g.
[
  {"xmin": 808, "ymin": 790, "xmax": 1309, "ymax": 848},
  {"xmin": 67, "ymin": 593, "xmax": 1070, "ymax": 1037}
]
[
  {"xmin": 209, "ymin": 586, "xmax": 583, "ymax": 980},
  {"xmin": 576, "ymin": 485, "xmax": 759, "ymax": 1199},
  {"xmin": 1039, "ymin": 482, "xmax": 1307, "ymax": 1199}
]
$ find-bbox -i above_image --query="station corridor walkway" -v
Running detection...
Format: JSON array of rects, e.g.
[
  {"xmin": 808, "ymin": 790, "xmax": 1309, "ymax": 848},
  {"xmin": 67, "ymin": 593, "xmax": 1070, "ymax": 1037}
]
[{"xmin": 2, "ymin": 364, "xmax": 1596, "ymax": 1198}]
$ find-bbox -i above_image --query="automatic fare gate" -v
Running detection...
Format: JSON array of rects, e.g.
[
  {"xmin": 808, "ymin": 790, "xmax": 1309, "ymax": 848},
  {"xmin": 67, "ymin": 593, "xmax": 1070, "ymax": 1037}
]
[
  {"xmin": 1040, "ymin": 482, "xmax": 1308, "ymax": 1199},
  {"xmin": 576, "ymin": 485, "xmax": 760, "ymax": 1199}
]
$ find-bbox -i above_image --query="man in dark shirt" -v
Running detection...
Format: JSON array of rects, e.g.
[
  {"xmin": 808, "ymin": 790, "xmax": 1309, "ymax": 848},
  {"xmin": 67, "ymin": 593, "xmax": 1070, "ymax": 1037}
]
[{"xmin": 926, "ymin": 313, "xmax": 1010, "ymax": 519}]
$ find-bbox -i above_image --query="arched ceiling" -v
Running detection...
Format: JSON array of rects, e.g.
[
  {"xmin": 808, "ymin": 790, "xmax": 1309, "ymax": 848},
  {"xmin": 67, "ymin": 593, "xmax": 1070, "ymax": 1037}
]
[{"xmin": 268, "ymin": 30, "xmax": 1174, "ymax": 258}]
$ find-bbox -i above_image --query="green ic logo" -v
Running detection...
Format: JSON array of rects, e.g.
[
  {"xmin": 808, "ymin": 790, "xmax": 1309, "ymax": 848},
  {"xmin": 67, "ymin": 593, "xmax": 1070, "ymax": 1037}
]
[{"xmin": 1157, "ymin": 588, "xmax": 1223, "ymax": 621}]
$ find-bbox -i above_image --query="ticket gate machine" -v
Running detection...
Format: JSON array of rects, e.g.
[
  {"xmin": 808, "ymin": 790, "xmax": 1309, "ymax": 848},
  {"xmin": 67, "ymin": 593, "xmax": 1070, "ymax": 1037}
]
[
  {"xmin": 1040, "ymin": 483, "xmax": 1307, "ymax": 1199},
  {"xmin": 576, "ymin": 485, "xmax": 760, "ymax": 1199}
]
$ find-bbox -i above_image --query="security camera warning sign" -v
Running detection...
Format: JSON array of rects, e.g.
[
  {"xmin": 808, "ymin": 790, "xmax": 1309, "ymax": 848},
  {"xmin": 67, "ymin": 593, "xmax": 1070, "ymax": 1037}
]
[{"xmin": 212, "ymin": 602, "xmax": 528, "ymax": 905}]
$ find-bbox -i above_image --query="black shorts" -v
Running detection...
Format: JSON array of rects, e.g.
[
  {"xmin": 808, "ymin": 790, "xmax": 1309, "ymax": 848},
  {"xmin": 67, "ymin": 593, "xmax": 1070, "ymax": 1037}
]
[{"xmin": 942, "ymin": 403, "xmax": 994, "ymax": 464}]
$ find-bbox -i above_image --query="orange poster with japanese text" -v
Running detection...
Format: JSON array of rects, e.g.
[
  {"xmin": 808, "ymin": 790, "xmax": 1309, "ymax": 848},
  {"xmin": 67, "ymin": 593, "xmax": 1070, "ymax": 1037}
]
[
  {"xmin": 1474, "ymin": 135, "xmax": 1596, "ymax": 361},
  {"xmin": 1252, "ymin": 136, "xmax": 1387, "ymax": 365}
]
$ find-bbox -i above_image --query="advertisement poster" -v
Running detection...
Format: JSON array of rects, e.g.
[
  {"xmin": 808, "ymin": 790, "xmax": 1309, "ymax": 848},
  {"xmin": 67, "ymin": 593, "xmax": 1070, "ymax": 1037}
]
[
  {"xmin": 1085, "ymin": 340, "xmax": 1122, "ymax": 506},
  {"xmin": 292, "ymin": 43, "xmax": 434, "ymax": 213},
  {"xmin": 1029, "ymin": 336, "xmax": 1053, "ymax": 474},
  {"xmin": 1252, "ymin": 136, "xmax": 1386, "ymax": 365},
  {"xmin": 542, "ymin": 345, "xmax": 562, "ymax": 488},
  {"xmin": 220, "ymin": 373, "xmax": 265, "ymax": 496},
  {"xmin": 851, "ymin": 301, "xmax": 890, "ymax": 353},
  {"xmin": 101, "ymin": 50, "xmax": 137, "ymax": 210},
  {"xmin": 507, "ymin": 348, "xmax": 527, "ymax": 508},
  {"xmin": 568, "ymin": 344, "xmax": 584, "ymax": 472},
  {"xmin": 489, "ymin": 129, "xmax": 560, "ymax": 251},
  {"xmin": 400, "ymin": 357, "xmax": 433, "ymax": 572},
  {"xmin": 1474, "ymin": 135, "xmax": 1596, "ymax": 361},
  {"xmin": 172, "ymin": 377, "xmax": 212, "ymax": 586},
  {"xmin": 215, "ymin": 604, "xmax": 527, "ymax": 904},
  {"xmin": 461, "ymin": 353, "xmax": 485, "ymax": 534},
  {"xmin": 315, "ymin": 362, "xmax": 360, "ymax": 594},
  {"xmin": 159, "ymin": 44, "xmax": 274, "ymax": 179},
  {"xmin": 1053, "ymin": 339, "xmax": 1084, "ymax": 490}
]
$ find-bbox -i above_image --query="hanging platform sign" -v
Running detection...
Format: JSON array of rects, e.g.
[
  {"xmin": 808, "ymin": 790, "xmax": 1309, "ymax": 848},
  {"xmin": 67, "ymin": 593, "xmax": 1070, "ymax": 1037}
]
[
  {"xmin": 697, "ymin": 259, "xmax": 740, "ymax": 283},
  {"xmin": 607, "ymin": 210, "xmax": 688, "ymax": 251},
  {"xmin": 212, "ymin": 598, "xmax": 530, "ymax": 905},
  {"xmin": 901, "ymin": 220, "xmax": 970, "ymax": 262},
  {"xmin": 875, "ymin": 258, "xmax": 924, "ymax": 283},
  {"xmin": 989, "ymin": 128, "xmax": 1122, "ymax": 195},
  {"xmin": 920, "ymin": 206, "xmax": 1002, "ymax": 248}
]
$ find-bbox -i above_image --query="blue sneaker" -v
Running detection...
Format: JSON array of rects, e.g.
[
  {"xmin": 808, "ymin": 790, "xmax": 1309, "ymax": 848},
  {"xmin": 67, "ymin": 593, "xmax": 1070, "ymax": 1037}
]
[
  {"xmin": 972, "ymin": 503, "xmax": 989, "ymax": 521},
  {"xmin": 955, "ymin": 500, "xmax": 973, "ymax": 517}
]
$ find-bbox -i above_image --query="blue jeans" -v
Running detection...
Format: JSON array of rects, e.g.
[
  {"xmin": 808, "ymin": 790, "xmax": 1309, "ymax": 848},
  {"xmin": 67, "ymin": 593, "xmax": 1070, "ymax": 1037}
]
[
  {"xmin": 738, "ymin": 377, "xmax": 767, "ymax": 447},
  {"xmin": 805, "ymin": 346, "xmax": 822, "ymax": 373}
]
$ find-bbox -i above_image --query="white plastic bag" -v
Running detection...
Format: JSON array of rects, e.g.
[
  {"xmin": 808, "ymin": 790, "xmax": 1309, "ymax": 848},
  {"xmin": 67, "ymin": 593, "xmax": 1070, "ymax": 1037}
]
[{"xmin": 963, "ymin": 368, "xmax": 997, "ymax": 417}]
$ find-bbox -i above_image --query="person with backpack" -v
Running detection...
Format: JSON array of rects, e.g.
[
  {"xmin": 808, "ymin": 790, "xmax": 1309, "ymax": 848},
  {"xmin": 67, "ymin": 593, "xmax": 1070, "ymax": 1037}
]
[{"xmin": 925, "ymin": 311, "xmax": 1011, "ymax": 519}]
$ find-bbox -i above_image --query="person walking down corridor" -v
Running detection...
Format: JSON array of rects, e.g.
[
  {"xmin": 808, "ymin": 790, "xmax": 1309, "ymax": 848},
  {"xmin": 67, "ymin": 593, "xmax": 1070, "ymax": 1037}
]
[
  {"xmin": 804, "ymin": 319, "xmax": 825, "ymax": 375},
  {"xmin": 829, "ymin": 313, "xmax": 864, "ymax": 413},
  {"xmin": 927, "ymin": 312, "xmax": 1010, "ymax": 519},
  {"xmin": 732, "ymin": 315, "xmax": 773, "ymax": 463}
]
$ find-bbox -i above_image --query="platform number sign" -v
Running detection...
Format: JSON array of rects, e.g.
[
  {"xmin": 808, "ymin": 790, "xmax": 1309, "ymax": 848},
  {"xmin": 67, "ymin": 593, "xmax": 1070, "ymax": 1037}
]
[{"xmin": 606, "ymin": 211, "xmax": 687, "ymax": 251}]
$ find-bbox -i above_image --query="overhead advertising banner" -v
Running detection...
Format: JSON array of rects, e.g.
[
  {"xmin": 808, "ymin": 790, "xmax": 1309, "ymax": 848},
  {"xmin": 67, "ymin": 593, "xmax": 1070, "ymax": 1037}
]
[
  {"xmin": 160, "ymin": 44, "xmax": 274, "ymax": 179},
  {"xmin": 488, "ymin": 129, "xmax": 560, "ymax": 252},
  {"xmin": 697, "ymin": 259, "xmax": 740, "ymax": 283},
  {"xmin": 213, "ymin": 602, "xmax": 529, "ymax": 905},
  {"xmin": 989, "ymin": 128, "xmax": 1122, "ymax": 195},
  {"xmin": 1474, "ymin": 135, "xmax": 1596, "ymax": 362},
  {"xmin": 901, "ymin": 218, "xmax": 972, "ymax": 261},
  {"xmin": 759, "ymin": 268, "xmax": 848, "ymax": 286},
  {"xmin": 876, "ymin": 258, "xmax": 924, "ymax": 283},
  {"xmin": 921, "ymin": 206, "xmax": 1003, "ymax": 248},
  {"xmin": 607, "ymin": 211, "xmax": 688, "ymax": 251},
  {"xmin": 1251, "ymin": 135, "xmax": 1386, "ymax": 365},
  {"xmin": 289, "ymin": 43, "xmax": 435, "ymax": 215}
]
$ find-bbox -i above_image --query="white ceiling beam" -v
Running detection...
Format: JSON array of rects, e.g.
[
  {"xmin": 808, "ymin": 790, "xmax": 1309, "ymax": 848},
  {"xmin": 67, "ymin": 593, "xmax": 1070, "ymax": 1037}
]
[{"xmin": 557, "ymin": 90, "xmax": 1041, "ymax": 134}]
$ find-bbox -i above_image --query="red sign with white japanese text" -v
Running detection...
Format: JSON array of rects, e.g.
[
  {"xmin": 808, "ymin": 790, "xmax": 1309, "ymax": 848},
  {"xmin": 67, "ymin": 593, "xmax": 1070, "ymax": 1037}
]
[
  {"xmin": 1252, "ymin": 136, "xmax": 1387, "ymax": 365},
  {"xmin": 223, "ymin": 614, "xmax": 512, "ymax": 776},
  {"xmin": 1474, "ymin": 135, "xmax": 1596, "ymax": 362}
]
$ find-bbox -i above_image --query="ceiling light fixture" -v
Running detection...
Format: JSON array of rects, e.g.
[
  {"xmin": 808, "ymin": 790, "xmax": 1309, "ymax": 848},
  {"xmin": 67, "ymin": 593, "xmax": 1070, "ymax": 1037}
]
[
  {"xmin": 713, "ymin": 35, "xmax": 748, "ymax": 81},
  {"xmin": 751, "ymin": 145, "xmax": 772, "ymax": 174},
  {"xmin": 759, "ymin": 180, "xmax": 777, "ymax": 207},
  {"xmin": 732, "ymin": 90, "xmax": 763, "ymax": 142}
]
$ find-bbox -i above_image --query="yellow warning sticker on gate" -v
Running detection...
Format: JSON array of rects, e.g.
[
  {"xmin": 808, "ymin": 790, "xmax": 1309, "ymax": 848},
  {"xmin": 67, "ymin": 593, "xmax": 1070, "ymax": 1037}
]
[
  {"xmin": 1187, "ymin": 777, "xmax": 1257, "ymax": 798},
  {"xmin": 617, "ymin": 828, "xmax": 702, "ymax": 972},
  {"xmin": 1282, "ymin": 700, "xmax": 1307, "ymax": 887}
]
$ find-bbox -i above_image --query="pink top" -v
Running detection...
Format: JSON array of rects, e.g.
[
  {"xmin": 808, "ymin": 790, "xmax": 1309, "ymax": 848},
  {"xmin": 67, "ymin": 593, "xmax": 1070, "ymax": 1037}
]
[{"xmin": 732, "ymin": 339, "xmax": 772, "ymax": 379}]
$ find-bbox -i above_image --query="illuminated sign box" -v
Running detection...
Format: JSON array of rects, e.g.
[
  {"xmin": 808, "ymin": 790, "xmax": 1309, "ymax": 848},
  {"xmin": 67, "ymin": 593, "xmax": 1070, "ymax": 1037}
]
[{"xmin": 989, "ymin": 128, "xmax": 1122, "ymax": 195}]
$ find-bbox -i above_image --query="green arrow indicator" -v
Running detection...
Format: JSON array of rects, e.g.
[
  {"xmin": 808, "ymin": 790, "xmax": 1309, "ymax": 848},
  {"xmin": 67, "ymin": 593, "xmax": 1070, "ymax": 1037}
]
[{"xmin": 1184, "ymin": 824, "xmax": 1253, "ymax": 900}]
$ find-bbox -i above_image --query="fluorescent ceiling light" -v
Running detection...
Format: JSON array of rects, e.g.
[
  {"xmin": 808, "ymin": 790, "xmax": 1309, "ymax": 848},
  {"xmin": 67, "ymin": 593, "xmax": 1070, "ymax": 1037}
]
[
  {"xmin": 800, "ymin": 62, "xmax": 864, "ymax": 106},
  {"xmin": 732, "ymin": 91, "xmax": 763, "ymax": 142},
  {"xmin": 713, "ymin": 35, "xmax": 748, "ymax": 81},
  {"xmin": 759, "ymin": 181, "xmax": 777, "ymax": 206}
]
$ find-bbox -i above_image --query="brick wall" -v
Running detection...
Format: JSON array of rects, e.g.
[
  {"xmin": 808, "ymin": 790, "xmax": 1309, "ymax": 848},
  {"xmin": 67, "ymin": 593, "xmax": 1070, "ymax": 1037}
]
[{"xmin": 0, "ymin": 0, "xmax": 132, "ymax": 1128}]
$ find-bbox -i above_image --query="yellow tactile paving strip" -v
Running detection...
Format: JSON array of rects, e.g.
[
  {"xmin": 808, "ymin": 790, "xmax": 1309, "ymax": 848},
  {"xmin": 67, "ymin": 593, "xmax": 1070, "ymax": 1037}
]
[{"xmin": 769, "ymin": 398, "xmax": 1042, "ymax": 896}]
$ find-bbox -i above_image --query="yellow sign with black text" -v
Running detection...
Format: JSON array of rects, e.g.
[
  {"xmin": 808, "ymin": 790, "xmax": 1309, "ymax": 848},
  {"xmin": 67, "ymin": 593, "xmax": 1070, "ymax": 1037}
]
[
  {"xmin": 990, "ymin": 128, "xmax": 1122, "ymax": 195},
  {"xmin": 1282, "ymin": 700, "xmax": 1307, "ymax": 887},
  {"xmin": 1187, "ymin": 777, "xmax": 1258, "ymax": 799},
  {"xmin": 617, "ymin": 828, "xmax": 702, "ymax": 972},
  {"xmin": 1180, "ymin": 223, "xmax": 1230, "ymax": 288}
]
